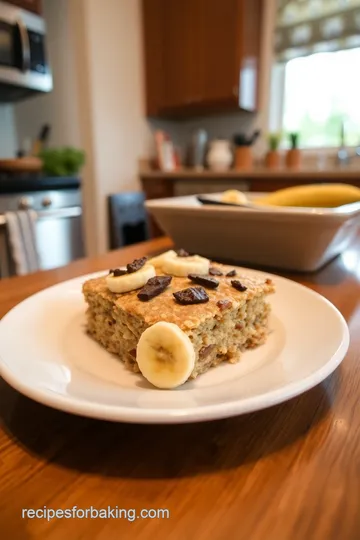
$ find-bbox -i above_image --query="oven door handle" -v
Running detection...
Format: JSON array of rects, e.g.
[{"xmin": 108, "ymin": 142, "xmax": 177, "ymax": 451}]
[
  {"xmin": 0, "ymin": 206, "xmax": 82, "ymax": 226},
  {"xmin": 16, "ymin": 19, "xmax": 31, "ymax": 72},
  {"xmin": 36, "ymin": 206, "xmax": 82, "ymax": 220}
]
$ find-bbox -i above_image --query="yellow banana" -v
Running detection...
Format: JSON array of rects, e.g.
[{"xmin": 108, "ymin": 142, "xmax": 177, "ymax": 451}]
[{"xmin": 255, "ymin": 184, "xmax": 360, "ymax": 208}]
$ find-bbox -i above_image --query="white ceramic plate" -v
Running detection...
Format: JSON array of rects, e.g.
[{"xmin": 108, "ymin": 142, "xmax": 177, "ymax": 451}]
[{"xmin": 0, "ymin": 269, "xmax": 349, "ymax": 424}]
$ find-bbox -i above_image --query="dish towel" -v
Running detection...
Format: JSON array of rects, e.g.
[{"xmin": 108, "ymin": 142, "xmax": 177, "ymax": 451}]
[{"xmin": 5, "ymin": 210, "xmax": 40, "ymax": 275}]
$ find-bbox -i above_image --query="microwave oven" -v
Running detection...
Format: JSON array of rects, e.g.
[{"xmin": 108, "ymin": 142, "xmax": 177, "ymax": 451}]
[{"xmin": 0, "ymin": 1, "xmax": 52, "ymax": 102}]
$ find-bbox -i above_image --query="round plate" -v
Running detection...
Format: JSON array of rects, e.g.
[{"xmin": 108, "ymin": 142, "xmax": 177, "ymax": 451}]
[{"xmin": 0, "ymin": 269, "xmax": 349, "ymax": 424}]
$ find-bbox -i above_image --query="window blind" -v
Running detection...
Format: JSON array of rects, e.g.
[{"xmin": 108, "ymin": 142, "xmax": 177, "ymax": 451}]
[{"xmin": 275, "ymin": 0, "xmax": 360, "ymax": 61}]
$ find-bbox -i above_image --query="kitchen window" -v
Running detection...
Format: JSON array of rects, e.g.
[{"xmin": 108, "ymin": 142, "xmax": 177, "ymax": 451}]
[
  {"xmin": 273, "ymin": 47, "xmax": 360, "ymax": 148},
  {"xmin": 272, "ymin": 0, "xmax": 360, "ymax": 149}
]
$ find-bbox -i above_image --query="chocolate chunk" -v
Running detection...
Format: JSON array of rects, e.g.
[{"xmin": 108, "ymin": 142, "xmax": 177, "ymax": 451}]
[
  {"xmin": 209, "ymin": 266, "xmax": 223, "ymax": 276},
  {"xmin": 231, "ymin": 280, "xmax": 247, "ymax": 292},
  {"xmin": 173, "ymin": 287, "xmax": 209, "ymax": 305},
  {"xmin": 217, "ymin": 299, "xmax": 232, "ymax": 311},
  {"xmin": 137, "ymin": 275, "xmax": 172, "ymax": 301},
  {"xmin": 188, "ymin": 274, "xmax": 219, "ymax": 289},
  {"xmin": 199, "ymin": 344, "xmax": 216, "ymax": 359},
  {"xmin": 265, "ymin": 278, "xmax": 273, "ymax": 285},
  {"xmin": 109, "ymin": 268, "xmax": 127, "ymax": 277},
  {"xmin": 127, "ymin": 257, "xmax": 147, "ymax": 273},
  {"xmin": 226, "ymin": 269, "xmax": 237, "ymax": 277},
  {"xmin": 235, "ymin": 322, "xmax": 244, "ymax": 330},
  {"xmin": 176, "ymin": 248, "xmax": 190, "ymax": 257}
]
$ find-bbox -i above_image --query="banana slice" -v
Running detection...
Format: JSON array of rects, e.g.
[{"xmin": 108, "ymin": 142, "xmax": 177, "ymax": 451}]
[
  {"xmin": 106, "ymin": 264, "xmax": 156, "ymax": 293},
  {"xmin": 222, "ymin": 189, "xmax": 248, "ymax": 205},
  {"xmin": 162, "ymin": 255, "xmax": 209, "ymax": 277},
  {"xmin": 136, "ymin": 322, "xmax": 195, "ymax": 389},
  {"xmin": 149, "ymin": 250, "xmax": 177, "ymax": 269}
]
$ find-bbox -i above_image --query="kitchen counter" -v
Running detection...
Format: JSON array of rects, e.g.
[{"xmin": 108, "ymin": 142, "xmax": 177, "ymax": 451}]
[
  {"xmin": 140, "ymin": 166, "xmax": 360, "ymax": 180},
  {"xmin": 1, "ymin": 236, "xmax": 360, "ymax": 539}
]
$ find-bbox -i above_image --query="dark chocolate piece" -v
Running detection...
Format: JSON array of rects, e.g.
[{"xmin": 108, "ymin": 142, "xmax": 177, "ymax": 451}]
[
  {"xmin": 173, "ymin": 287, "xmax": 209, "ymax": 305},
  {"xmin": 137, "ymin": 275, "xmax": 172, "ymax": 301},
  {"xmin": 231, "ymin": 280, "xmax": 247, "ymax": 292},
  {"xmin": 176, "ymin": 248, "xmax": 190, "ymax": 257},
  {"xmin": 209, "ymin": 266, "xmax": 223, "ymax": 276},
  {"xmin": 199, "ymin": 344, "xmax": 216, "ymax": 358},
  {"xmin": 188, "ymin": 274, "xmax": 219, "ymax": 289},
  {"xmin": 235, "ymin": 322, "xmax": 244, "ymax": 330},
  {"xmin": 217, "ymin": 299, "xmax": 232, "ymax": 311},
  {"xmin": 109, "ymin": 268, "xmax": 127, "ymax": 277},
  {"xmin": 226, "ymin": 269, "xmax": 237, "ymax": 277},
  {"xmin": 127, "ymin": 257, "xmax": 147, "ymax": 273}
]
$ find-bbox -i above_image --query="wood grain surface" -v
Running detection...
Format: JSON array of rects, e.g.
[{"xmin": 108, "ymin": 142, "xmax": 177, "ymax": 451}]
[{"xmin": 0, "ymin": 236, "xmax": 360, "ymax": 540}]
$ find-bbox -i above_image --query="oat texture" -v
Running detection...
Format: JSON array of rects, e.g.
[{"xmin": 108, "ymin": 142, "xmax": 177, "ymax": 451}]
[{"xmin": 82, "ymin": 264, "xmax": 275, "ymax": 379}]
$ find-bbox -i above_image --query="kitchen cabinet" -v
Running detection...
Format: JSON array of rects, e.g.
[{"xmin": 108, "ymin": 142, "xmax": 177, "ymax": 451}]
[
  {"xmin": 3, "ymin": 0, "xmax": 42, "ymax": 15},
  {"xmin": 142, "ymin": 0, "xmax": 262, "ymax": 118}
]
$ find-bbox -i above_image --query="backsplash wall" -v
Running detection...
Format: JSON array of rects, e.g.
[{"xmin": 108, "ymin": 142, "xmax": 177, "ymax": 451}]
[
  {"xmin": 0, "ymin": 105, "xmax": 17, "ymax": 158},
  {"xmin": 162, "ymin": 111, "xmax": 259, "ymax": 164}
]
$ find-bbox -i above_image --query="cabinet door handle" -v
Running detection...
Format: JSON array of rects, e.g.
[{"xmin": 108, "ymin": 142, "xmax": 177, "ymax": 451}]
[{"xmin": 233, "ymin": 86, "xmax": 239, "ymax": 97}]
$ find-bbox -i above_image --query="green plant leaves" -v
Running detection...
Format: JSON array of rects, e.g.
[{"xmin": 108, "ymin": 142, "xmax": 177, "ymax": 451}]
[{"xmin": 39, "ymin": 147, "xmax": 85, "ymax": 176}]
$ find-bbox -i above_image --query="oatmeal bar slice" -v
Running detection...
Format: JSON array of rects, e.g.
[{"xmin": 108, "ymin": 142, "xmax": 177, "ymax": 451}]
[{"xmin": 82, "ymin": 266, "xmax": 274, "ymax": 380}]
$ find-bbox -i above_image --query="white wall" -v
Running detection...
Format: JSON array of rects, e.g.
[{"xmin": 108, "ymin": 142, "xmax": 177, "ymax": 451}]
[
  {"xmin": 69, "ymin": 0, "xmax": 155, "ymax": 255},
  {"xmin": 0, "ymin": 105, "xmax": 17, "ymax": 158},
  {"xmin": 173, "ymin": 112, "xmax": 256, "ymax": 162}
]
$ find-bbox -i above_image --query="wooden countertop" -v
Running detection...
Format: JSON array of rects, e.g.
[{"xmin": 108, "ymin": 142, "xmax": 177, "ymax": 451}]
[
  {"xmin": 140, "ymin": 166, "xmax": 360, "ymax": 180},
  {"xmin": 1, "ymin": 236, "xmax": 360, "ymax": 539}
]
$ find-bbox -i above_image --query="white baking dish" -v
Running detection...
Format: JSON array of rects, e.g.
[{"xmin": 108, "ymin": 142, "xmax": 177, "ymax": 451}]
[{"xmin": 146, "ymin": 193, "xmax": 360, "ymax": 272}]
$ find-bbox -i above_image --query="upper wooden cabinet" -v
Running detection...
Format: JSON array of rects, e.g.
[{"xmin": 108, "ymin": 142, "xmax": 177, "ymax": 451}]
[
  {"xmin": 3, "ymin": 0, "xmax": 42, "ymax": 15},
  {"xmin": 142, "ymin": 0, "xmax": 262, "ymax": 119}
]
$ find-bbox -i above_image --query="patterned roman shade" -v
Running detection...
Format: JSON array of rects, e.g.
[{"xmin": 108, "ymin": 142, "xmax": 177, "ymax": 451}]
[{"xmin": 275, "ymin": 0, "xmax": 360, "ymax": 61}]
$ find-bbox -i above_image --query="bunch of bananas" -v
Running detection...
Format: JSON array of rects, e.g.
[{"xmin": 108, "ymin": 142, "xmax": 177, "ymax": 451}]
[
  {"xmin": 256, "ymin": 184, "xmax": 360, "ymax": 208},
  {"xmin": 222, "ymin": 184, "xmax": 360, "ymax": 208}
]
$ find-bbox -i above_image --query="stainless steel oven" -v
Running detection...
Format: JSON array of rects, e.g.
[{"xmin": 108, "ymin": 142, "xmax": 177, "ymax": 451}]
[
  {"xmin": 0, "ymin": 188, "xmax": 84, "ymax": 277},
  {"xmin": 0, "ymin": 1, "xmax": 52, "ymax": 102}
]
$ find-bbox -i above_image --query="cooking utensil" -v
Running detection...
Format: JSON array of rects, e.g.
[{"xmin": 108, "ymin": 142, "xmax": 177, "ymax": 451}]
[
  {"xmin": 32, "ymin": 124, "xmax": 51, "ymax": 156},
  {"xmin": 233, "ymin": 130, "xmax": 260, "ymax": 146}
]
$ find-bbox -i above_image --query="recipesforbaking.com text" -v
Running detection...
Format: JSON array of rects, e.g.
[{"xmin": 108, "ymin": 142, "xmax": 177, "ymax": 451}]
[{"xmin": 21, "ymin": 506, "xmax": 170, "ymax": 522}]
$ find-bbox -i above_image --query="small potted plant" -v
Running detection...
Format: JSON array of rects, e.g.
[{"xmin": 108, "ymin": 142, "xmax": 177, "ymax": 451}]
[
  {"xmin": 233, "ymin": 131, "xmax": 260, "ymax": 170},
  {"xmin": 285, "ymin": 132, "xmax": 301, "ymax": 169},
  {"xmin": 265, "ymin": 133, "xmax": 282, "ymax": 169}
]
